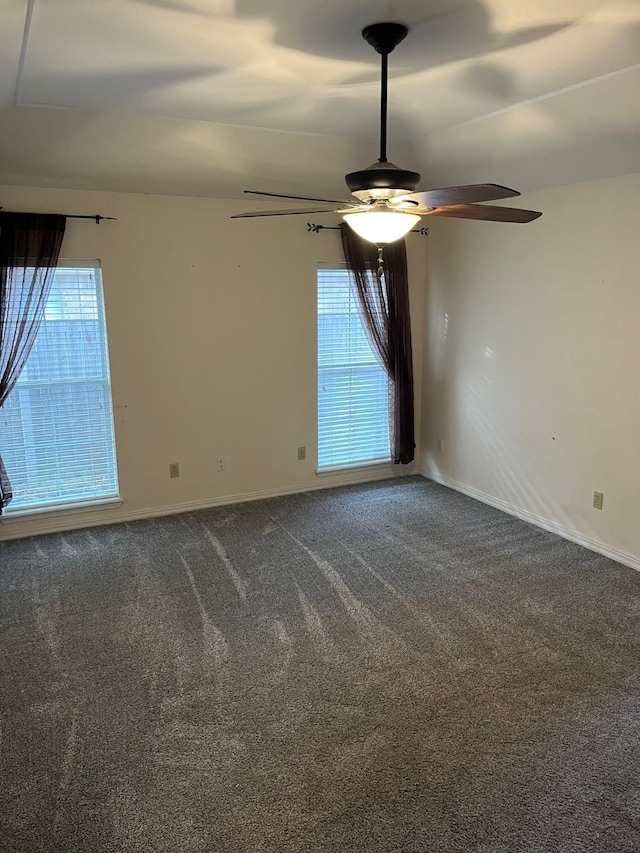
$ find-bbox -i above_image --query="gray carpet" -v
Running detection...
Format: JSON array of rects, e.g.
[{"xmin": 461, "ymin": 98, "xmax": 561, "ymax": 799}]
[{"xmin": 2, "ymin": 476, "xmax": 639, "ymax": 852}]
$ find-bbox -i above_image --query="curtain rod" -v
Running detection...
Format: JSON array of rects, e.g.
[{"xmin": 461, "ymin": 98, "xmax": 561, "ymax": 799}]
[
  {"xmin": 0, "ymin": 210, "xmax": 116, "ymax": 223},
  {"xmin": 307, "ymin": 222, "xmax": 428, "ymax": 235}
]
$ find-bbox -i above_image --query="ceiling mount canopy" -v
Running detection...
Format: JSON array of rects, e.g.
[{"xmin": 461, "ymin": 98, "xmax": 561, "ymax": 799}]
[
  {"xmin": 232, "ymin": 20, "xmax": 542, "ymax": 244},
  {"xmin": 361, "ymin": 22, "xmax": 408, "ymax": 55}
]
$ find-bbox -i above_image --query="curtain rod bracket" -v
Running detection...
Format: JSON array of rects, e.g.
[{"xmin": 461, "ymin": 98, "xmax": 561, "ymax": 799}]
[{"xmin": 77, "ymin": 214, "xmax": 117, "ymax": 223}]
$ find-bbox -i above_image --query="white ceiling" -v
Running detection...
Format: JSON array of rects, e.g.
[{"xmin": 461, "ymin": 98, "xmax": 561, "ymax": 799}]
[{"xmin": 1, "ymin": 0, "xmax": 639, "ymax": 199}]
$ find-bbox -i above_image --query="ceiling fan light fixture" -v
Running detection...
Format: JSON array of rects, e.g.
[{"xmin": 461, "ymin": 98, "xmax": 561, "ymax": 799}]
[
  {"xmin": 343, "ymin": 209, "xmax": 421, "ymax": 244},
  {"xmin": 232, "ymin": 22, "xmax": 541, "ymax": 228}
]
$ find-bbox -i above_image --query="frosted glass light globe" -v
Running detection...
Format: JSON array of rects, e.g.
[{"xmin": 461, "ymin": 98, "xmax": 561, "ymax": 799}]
[{"xmin": 343, "ymin": 209, "xmax": 421, "ymax": 244}]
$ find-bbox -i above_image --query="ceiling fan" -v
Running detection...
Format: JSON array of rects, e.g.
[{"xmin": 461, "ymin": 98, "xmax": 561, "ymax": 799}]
[{"xmin": 232, "ymin": 22, "xmax": 542, "ymax": 245}]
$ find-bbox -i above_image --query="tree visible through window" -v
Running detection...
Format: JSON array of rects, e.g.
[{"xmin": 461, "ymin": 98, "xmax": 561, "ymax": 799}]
[
  {"xmin": 317, "ymin": 263, "xmax": 390, "ymax": 469},
  {"xmin": 0, "ymin": 261, "xmax": 119, "ymax": 511}
]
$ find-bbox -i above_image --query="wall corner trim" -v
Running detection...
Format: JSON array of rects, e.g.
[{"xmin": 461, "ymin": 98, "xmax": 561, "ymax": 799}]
[{"xmin": 421, "ymin": 468, "xmax": 640, "ymax": 573}]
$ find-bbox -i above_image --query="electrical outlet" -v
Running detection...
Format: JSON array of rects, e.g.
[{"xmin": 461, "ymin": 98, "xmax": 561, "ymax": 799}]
[
  {"xmin": 169, "ymin": 462, "xmax": 180, "ymax": 478},
  {"xmin": 593, "ymin": 491, "xmax": 604, "ymax": 510},
  {"xmin": 297, "ymin": 446, "xmax": 306, "ymax": 461},
  {"xmin": 216, "ymin": 457, "xmax": 225, "ymax": 472}
]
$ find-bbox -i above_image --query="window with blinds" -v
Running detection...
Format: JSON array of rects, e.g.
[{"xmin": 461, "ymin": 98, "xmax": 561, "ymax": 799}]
[
  {"xmin": 0, "ymin": 261, "xmax": 119, "ymax": 512},
  {"xmin": 317, "ymin": 263, "xmax": 390, "ymax": 470}
]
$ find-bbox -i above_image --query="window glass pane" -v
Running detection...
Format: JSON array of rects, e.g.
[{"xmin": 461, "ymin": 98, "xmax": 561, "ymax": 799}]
[
  {"xmin": 317, "ymin": 265, "xmax": 390, "ymax": 468},
  {"xmin": 0, "ymin": 263, "xmax": 119, "ymax": 511}
]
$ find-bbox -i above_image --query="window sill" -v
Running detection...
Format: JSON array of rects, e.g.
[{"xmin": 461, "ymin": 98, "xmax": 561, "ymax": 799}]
[
  {"xmin": 1, "ymin": 496, "xmax": 123, "ymax": 524},
  {"xmin": 316, "ymin": 458, "xmax": 393, "ymax": 476}
]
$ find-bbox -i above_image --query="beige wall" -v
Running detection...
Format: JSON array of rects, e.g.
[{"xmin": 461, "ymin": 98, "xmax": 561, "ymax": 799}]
[
  {"xmin": 420, "ymin": 172, "xmax": 640, "ymax": 569},
  {"xmin": 0, "ymin": 185, "xmax": 427, "ymax": 540}
]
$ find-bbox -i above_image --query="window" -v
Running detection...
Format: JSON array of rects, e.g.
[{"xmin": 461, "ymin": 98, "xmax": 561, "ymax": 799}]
[
  {"xmin": 0, "ymin": 261, "xmax": 119, "ymax": 512},
  {"xmin": 317, "ymin": 262, "xmax": 390, "ymax": 470}
]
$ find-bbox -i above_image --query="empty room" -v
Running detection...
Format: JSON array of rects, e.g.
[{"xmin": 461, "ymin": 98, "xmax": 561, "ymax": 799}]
[{"xmin": 1, "ymin": 1, "xmax": 639, "ymax": 851}]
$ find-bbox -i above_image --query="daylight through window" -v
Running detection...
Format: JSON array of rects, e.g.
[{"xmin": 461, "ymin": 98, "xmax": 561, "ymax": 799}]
[
  {"xmin": 317, "ymin": 263, "xmax": 390, "ymax": 470},
  {"xmin": 0, "ymin": 261, "xmax": 119, "ymax": 512}
]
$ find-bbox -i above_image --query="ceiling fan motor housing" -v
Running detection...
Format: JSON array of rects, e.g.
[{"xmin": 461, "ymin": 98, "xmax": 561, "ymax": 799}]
[{"xmin": 345, "ymin": 161, "xmax": 421, "ymax": 198}]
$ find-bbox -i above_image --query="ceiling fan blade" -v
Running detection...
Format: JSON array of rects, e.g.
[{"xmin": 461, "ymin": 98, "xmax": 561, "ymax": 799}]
[
  {"xmin": 244, "ymin": 190, "xmax": 356, "ymax": 206},
  {"xmin": 398, "ymin": 183, "xmax": 521, "ymax": 208},
  {"xmin": 428, "ymin": 204, "xmax": 542, "ymax": 223},
  {"xmin": 231, "ymin": 207, "xmax": 339, "ymax": 219}
]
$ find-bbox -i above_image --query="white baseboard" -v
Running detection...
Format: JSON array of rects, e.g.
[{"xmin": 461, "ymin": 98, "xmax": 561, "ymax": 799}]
[
  {"xmin": 422, "ymin": 468, "xmax": 640, "ymax": 573},
  {"xmin": 0, "ymin": 465, "xmax": 415, "ymax": 541}
]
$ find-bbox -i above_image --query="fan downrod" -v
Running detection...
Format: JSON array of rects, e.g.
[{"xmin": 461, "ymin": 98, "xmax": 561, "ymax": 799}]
[{"xmin": 345, "ymin": 22, "xmax": 420, "ymax": 197}]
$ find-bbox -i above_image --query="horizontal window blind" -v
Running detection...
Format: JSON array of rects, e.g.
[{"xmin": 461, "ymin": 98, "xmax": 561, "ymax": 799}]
[
  {"xmin": 0, "ymin": 261, "xmax": 119, "ymax": 512},
  {"xmin": 317, "ymin": 263, "xmax": 390, "ymax": 469}
]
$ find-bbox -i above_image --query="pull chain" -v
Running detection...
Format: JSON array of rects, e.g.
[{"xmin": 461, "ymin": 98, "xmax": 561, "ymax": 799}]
[{"xmin": 377, "ymin": 245, "xmax": 385, "ymax": 279}]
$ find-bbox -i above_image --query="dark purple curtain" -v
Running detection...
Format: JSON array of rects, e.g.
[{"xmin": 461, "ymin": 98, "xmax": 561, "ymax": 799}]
[
  {"xmin": 0, "ymin": 213, "xmax": 66, "ymax": 511},
  {"xmin": 340, "ymin": 224, "xmax": 415, "ymax": 464}
]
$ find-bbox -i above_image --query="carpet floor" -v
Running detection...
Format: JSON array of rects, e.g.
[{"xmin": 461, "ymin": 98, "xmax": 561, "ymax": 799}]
[{"xmin": 1, "ymin": 476, "xmax": 639, "ymax": 852}]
